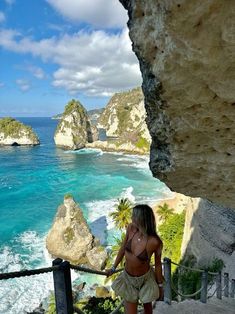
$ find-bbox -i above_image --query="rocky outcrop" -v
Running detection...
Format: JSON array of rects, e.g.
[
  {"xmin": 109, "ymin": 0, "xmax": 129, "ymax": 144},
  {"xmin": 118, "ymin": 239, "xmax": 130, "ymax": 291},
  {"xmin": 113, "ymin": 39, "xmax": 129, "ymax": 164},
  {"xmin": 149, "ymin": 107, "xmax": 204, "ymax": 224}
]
[
  {"xmin": 88, "ymin": 108, "xmax": 104, "ymax": 126},
  {"xmin": 96, "ymin": 87, "xmax": 151, "ymax": 154},
  {"xmin": 0, "ymin": 117, "xmax": 39, "ymax": 146},
  {"xmin": 54, "ymin": 99, "xmax": 98, "ymax": 150},
  {"xmin": 155, "ymin": 193, "xmax": 235, "ymax": 277},
  {"xmin": 181, "ymin": 197, "xmax": 235, "ymax": 278},
  {"xmin": 46, "ymin": 195, "xmax": 107, "ymax": 270},
  {"xmin": 120, "ymin": 0, "xmax": 235, "ymax": 208}
]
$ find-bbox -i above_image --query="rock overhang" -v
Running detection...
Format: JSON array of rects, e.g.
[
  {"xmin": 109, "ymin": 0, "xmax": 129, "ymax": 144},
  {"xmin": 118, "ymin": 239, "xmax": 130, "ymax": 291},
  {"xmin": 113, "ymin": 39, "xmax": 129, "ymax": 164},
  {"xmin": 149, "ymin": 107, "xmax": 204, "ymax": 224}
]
[{"xmin": 120, "ymin": 0, "xmax": 235, "ymax": 208}]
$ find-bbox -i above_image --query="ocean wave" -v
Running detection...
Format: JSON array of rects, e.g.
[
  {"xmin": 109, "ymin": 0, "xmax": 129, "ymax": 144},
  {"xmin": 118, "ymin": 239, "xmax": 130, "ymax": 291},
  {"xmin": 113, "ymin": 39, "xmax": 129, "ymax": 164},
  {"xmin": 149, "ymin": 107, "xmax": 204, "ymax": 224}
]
[
  {"xmin": 64, "ymin": 148, "xmax": 103, "ymax": 155},
  {"xmin": 0, "ymin": 230, "xmax": 104, "ymax": 313},
  {"xmin": 0, "ymin": 231, "xmax": 54, "ymax": 314}
]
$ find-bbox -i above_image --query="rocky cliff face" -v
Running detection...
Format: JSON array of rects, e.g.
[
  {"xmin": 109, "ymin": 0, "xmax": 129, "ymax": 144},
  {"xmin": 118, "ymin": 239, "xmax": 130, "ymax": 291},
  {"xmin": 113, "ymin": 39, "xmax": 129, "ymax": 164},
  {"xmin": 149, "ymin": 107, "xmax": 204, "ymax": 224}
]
[
  {"xmin": 46, "ymin": 195, "xmax": 107, "ymax": 270},
  {"xmin": 96, "ymin": 87, "xmax": 151, "ymax": 154},
  {"xmin": 54, "ymin": 100, "xmax": 98, "ymax": 150},
  {"xmin": 120, "ymin": 0, "xmax": 235, "ymax": 208},
  {"xmin": 181, "ymin": 197, "xmax": 235, "ymax": 278},
  {"xmin": 0, "ymin": 117, "xmax": 39, "ymax": 146}
]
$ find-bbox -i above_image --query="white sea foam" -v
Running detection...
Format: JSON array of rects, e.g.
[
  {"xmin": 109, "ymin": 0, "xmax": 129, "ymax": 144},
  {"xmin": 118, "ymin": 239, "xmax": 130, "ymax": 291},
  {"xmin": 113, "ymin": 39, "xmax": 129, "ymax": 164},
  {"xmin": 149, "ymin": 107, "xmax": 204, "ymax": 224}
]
[
  {"xmin": 0, "ymin": 230, "xmax": 103, "ymax": 314},
  {"xmin": 120, "ymin": 186, "xmax": 136, "ymax": 203},
  {"xmin": 0, "ymin": 231, "xmax": 54, "ymax": 314},
  {"xmin": 64, "ymin": 148, "xmax": 103, "ymax": 155}
]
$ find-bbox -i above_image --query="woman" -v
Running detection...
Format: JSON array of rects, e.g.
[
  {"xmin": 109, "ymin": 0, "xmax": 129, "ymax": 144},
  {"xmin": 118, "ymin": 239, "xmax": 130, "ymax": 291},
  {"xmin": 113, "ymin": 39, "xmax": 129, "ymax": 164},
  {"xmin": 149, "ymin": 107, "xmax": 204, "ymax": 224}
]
[{"xmin": 106, "ymin": 204, "xmax": 164, "ymax": 314}]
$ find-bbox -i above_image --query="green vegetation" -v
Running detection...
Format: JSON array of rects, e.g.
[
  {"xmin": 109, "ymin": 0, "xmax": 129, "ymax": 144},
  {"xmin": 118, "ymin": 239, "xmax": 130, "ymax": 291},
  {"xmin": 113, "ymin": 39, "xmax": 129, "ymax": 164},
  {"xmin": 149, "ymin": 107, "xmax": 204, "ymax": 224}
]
[
  {"xmin": 63, "ymin": 99, "xmax": 87, "ymax": 116},
  {"xmin": 172, "ymin": 256, "xmax": 224, "ymax": 300},
  {"xmin": 158, "ymin": 211, "xmax": 185, "ymax": 265},
  {"xmin": 64, "ymin": 227, "xmax": 75, "ymax": 244},
  {"xmin": 46, "ymin": 293, "xmax": 56, "ymax": 314},
  {"xmin": 135, "ymin": 136, "xmax": 150, "ymax": 150},
  {"xmin": 64, "ymin": 193, "xmax": 73, "ymax": 199},
  {"xmin": 0, "ymin": 117, "xmax": 38, "ymax": 140},
  {"xmin": 109, "ymin": 198, "xmax": 133, "ymax": 230},
  {"xmin": 76, "ymin": 297, "xmax": 124, "ymax": 314},
  {"xmin": 157, "ymin": 203, "xmax": 174, "ymax": 222}
]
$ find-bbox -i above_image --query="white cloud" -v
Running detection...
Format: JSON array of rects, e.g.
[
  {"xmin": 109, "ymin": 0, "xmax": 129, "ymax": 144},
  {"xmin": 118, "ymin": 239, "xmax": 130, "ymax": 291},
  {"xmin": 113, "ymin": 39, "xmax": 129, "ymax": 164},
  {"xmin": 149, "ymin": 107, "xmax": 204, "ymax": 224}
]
[
  {"xmin": 47, "ymin": 0, "xmax": 127, "ymax": 28},
  {"xmin": 0, "ymin": 28, "xmax": 142, "ymax": 96},
  {"xmin": 16, "ymin": 79, "xmax": 30, "ymax": 91},
  {"xmin": 5, "ymin": 0, "xmax": 15, "ymax": 5},
  {"xmin": 27, "ymin": 66, "xmax": 45, "ymax": 79},
  {"xmin": 0, "ymin": 12, "xmax": 6, "ymax": 23}
]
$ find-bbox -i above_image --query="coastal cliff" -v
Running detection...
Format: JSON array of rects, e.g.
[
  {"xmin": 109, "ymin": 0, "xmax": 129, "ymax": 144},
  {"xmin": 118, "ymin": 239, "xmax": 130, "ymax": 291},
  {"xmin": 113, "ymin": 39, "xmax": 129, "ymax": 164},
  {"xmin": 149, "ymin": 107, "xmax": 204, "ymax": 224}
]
[
  {"xmin": 46, "ymin": 195, "xmax": 107, "ymax": 270},
  {"xmin": 54, "ymin": 99, "xmax": 98, "ymax": 150},
  {"xmin": 120, "ymin": 0, "xmax": 235, "ymax": 274},
  {"xmin": 0, "ymin": 117, "xmax": 39, "ymax": 146},
  {"xmin": 120, "ymin": 0, "xmax": 235, "ymax": 208},
  {"xmin": 155, "ymin": 193, "xmax": 235, "ymax": 277},
  {"xmin": 88, "ymin": 87, "xmax": 151, "ymax": 154}
]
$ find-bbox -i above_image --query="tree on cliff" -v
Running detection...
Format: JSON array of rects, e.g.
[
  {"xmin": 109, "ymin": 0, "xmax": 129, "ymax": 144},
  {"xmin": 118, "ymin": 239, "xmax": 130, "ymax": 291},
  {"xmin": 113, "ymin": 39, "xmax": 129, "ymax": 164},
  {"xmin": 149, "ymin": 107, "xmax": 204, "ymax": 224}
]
[
  {"xmin": 109, "ymin": 198, "xmax": 133, "ymax": 230},
  {"xmin": 157, "ymin": 203, "xmax": 174, "ymax": 222}
]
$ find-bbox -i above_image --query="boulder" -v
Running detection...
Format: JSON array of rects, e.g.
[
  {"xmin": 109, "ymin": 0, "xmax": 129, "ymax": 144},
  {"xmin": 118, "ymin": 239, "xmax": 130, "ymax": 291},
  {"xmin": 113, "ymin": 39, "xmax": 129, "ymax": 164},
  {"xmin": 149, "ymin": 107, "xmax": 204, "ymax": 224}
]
[
  {"xmin": 95, "ymin": 286, "xmax": 111, "ymax": 298},
  {"xmin": 46, "ymin": 195, "xmax": 107, "ymax": 269}
]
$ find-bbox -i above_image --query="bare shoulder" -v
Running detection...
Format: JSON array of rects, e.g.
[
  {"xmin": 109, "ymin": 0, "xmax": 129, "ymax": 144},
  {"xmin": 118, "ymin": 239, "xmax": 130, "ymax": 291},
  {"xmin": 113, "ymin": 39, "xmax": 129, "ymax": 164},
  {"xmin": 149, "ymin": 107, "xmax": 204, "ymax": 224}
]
[{"xmin": 148, "ymin": 235, "xmax": 163, "ymax": 250}]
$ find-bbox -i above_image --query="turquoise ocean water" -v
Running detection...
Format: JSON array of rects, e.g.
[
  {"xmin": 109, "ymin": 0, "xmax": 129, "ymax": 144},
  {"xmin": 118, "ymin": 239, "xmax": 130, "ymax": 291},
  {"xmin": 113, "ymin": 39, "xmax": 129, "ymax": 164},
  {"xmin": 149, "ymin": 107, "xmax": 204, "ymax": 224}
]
[{"xmin": 0, "ymin": 118, "xmax": 172, "ymax": 313}]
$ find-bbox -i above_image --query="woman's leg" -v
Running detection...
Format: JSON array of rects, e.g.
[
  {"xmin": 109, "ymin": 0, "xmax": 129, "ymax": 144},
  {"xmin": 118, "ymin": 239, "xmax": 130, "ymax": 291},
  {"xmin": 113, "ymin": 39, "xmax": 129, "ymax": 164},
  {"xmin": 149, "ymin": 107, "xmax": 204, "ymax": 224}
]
[
  {"xmin": 143, "ymin": 302, "xmax": 153, "ymax": 314},
  {"xmin": 125, "ymin": 301, "xmax": 138, "ymax": 314}
]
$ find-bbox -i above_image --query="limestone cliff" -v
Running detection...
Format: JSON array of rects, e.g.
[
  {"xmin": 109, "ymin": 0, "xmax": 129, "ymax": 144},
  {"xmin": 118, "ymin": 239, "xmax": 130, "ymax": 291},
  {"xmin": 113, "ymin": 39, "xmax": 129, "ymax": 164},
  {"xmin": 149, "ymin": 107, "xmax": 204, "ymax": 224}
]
[
  {"xmin": 0, "ymin": 117, "xmax": 39, "ymax": 146},
  {"xmin": 154, "ymin": 193, "xmax": 235, "ymax": 277},
  {"xmin": 46, "ymin": 195, "xmax": 107, "ymax": 270},
  {"xmin": 120, "ymin": 0, "xmax": 235, "ymax": 208},
  {"xmin": 54, "ymin": 99, "xmax": 98, "ymax": 150},
  {"xmin": 181, "ymin": 197, "xmax": 235, "ymax": 278},
  {"xmin": 94, "ymin": 87, "xmax": 151, "ymax": 154}
]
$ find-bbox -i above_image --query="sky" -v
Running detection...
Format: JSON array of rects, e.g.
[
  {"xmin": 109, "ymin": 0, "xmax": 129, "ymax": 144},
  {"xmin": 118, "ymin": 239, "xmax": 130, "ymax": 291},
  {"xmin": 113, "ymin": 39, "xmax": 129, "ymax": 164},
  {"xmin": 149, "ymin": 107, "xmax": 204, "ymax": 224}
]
[{"xmin": 0, "ymin": 0, "xmax": 142, "ymax": 117}]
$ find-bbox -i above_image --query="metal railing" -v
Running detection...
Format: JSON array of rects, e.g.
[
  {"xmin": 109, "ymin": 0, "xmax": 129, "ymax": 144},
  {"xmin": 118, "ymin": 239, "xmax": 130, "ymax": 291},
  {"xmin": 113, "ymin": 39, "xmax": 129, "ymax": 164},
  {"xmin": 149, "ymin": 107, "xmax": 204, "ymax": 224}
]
[
  {"xmin": 0, "ymin": 257, "xmax": 234, "ymax": 313},
  {"xmin": 163, "ymin": 257, "xmax": 235, "ymax": 305}
]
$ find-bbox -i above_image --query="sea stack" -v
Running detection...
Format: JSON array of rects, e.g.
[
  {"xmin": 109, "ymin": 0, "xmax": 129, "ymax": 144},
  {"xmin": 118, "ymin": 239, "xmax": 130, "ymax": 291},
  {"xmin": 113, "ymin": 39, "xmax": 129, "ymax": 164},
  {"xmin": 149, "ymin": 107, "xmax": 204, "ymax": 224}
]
[
  {"xmin": 0, "ymin": 117, "xmax": 40, "ymax": 146},
  {"xmin": 87, "ymin": 87, "xmax": 151, "ymax": 154},
  {"xmin": 46, "ymin": 195, "xmax": 107, "ymax": 270},
  {"xmin": 54, "ymin": 99, "xmax": 98, "ymax": 150}
]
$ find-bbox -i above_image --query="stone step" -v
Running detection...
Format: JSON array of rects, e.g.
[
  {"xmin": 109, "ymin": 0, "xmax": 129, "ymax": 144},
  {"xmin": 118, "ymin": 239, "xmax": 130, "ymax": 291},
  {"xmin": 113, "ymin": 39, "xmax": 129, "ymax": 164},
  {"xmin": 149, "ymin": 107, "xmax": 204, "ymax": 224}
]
[{"xmin": 153, "ymin": 298, "xmax": 235, "ymax": 314}]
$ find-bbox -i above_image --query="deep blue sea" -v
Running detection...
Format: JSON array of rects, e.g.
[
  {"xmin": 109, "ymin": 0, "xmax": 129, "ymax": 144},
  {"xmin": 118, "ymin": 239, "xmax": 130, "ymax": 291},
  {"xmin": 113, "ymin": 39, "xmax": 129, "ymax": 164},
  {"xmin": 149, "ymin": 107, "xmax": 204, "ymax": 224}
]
[{"xmin": 0, "ymin": 117, "xmax": 171, "ymax": 313}]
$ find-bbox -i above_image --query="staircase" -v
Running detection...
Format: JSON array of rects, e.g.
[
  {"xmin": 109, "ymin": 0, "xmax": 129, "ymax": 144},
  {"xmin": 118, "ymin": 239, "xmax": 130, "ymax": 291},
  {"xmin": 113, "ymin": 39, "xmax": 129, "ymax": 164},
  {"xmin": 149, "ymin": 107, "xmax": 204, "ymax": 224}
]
[{"xmin": 153, "ymin": 297, "xmax": 235, "ymax": 314}]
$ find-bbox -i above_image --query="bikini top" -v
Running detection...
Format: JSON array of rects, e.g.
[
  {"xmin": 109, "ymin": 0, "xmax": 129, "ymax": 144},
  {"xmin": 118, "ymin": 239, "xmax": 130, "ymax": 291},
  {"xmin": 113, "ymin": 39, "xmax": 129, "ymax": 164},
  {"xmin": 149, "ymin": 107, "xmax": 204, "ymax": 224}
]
[{"xmin": 125, "ymin": 230, "xmax": 149, "ymax": 262}]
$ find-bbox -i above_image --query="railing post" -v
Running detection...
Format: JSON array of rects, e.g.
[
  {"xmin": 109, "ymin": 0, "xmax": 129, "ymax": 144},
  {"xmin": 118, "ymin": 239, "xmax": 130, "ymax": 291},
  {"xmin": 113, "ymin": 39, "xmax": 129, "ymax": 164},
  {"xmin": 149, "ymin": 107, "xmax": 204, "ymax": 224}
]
[
  {"xmin": 200, "ymin": 271, "xmax": 208, "ymax": 303},
  {"xmin": 53, "ymin": 258, "xmax": 73, "ymax": 314},
  {"xmin": 216, "ymin": 271, "xmax": 222, "ymax": 299},
  {"xmin": 163, "ymin": 257, "xmax": 172, "ymax": 305},
  {"xmin": 230, "ymin": 279, "xmax": 235, "ymax": 298},
  {"xmin": 224, "ymin": 272, "xmax": 229, "ymax": 297}
]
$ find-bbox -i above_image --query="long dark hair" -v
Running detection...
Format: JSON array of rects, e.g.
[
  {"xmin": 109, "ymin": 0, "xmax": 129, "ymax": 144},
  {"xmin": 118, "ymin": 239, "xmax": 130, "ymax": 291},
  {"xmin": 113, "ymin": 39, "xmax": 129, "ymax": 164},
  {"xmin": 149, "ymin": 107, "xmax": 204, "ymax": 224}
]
[{"xmin": 132, "ymin": 204, "xmax": 158, "ymax": 237}]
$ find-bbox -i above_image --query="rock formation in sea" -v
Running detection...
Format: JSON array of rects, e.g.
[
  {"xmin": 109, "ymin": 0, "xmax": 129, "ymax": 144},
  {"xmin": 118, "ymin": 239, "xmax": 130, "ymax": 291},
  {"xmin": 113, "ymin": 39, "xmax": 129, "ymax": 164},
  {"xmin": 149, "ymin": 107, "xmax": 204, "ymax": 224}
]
[
  {"xmin": 120, "ymin": 0, "xmax": 235, "ymax": 274},
  {"xmin": 54, "ymin": 99, "xmax": 98, "ymax": 150},
  {"xmin": 0, "ymin": 117, "xmax": 40, "ymax": 146},
  {"xmin": 120, "ymin": 0, "xmax": 235, "ymax": 208},
  {"xmin": 88, "ymin": 87, "xmax": 151, "ymax": 154},
  {"xmin": 46, "ymin": 195, "xmax": 107, "ymax": 270}
]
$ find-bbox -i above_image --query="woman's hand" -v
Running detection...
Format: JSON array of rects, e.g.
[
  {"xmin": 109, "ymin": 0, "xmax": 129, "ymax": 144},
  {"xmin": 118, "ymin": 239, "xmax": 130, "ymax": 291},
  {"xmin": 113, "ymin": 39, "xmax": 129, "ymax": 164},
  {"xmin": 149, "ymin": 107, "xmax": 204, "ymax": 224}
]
[{"xmin": 105, "ymin": 268, "xmax": 115, "ymax": 277}]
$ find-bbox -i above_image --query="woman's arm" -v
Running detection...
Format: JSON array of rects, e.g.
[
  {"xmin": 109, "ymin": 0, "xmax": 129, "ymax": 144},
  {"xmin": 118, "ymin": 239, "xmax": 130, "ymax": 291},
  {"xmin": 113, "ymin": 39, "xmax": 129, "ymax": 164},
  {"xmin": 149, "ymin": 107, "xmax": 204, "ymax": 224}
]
[
  {"xmin": 106, "ymin": 224, "xmax": 131, "ymax": 276},
  {"xmin": 154, "ymin": 241, "xmax": 164, "ymax": 300}
]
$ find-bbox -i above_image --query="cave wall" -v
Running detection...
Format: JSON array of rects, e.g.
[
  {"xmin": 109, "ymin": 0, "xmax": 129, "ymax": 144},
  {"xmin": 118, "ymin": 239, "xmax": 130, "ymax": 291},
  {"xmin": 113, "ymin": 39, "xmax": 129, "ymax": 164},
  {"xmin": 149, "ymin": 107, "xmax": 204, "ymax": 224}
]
[{"xmin": 120, "ymin": 0, "xmax": 235, "ymax": 208}]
